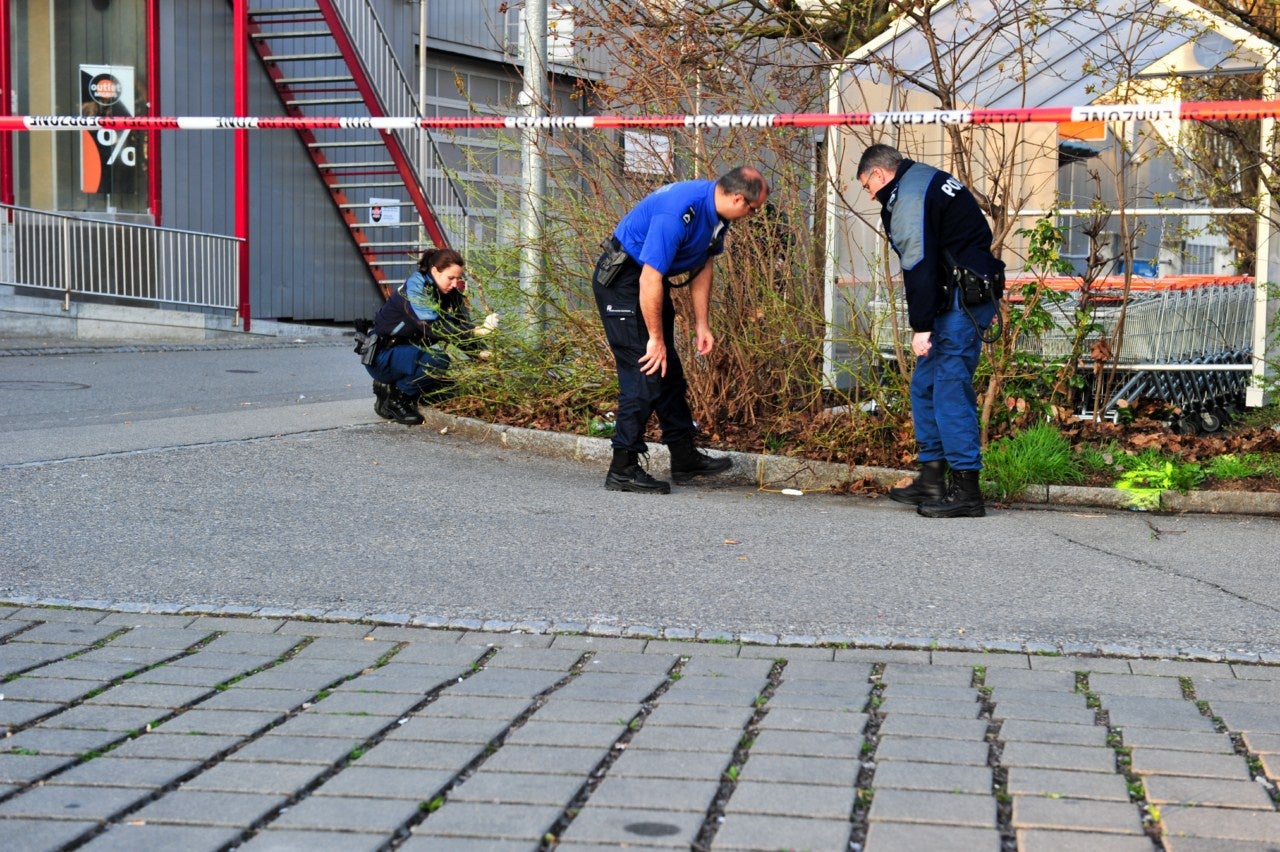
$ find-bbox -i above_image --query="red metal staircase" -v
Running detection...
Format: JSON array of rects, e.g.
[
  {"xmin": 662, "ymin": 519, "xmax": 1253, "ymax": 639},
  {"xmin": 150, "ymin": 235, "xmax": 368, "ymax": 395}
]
[{"xmin": 240, "ymin": 1, "xmax": 463, "ymax": 295}]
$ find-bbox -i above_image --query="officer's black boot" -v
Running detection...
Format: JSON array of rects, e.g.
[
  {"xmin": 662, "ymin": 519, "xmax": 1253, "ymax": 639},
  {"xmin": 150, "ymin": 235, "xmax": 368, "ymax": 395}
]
[
  {"xmin": 917, "ymin": 469, "xmax": 986, "ymax": 518},
  {"xmin": 383, "ymin": 390, "xmax": 424, "ymax": 426},
  {"xmin": 888, "ymin": 459, "xmax": 947, "ymax": 506},
  {"xmin": 372, "ymin": 382, "xmax": 394, "ymax": 420},
  {"xmin": 667, "ymin": 438, "xmax": 732, "ymax": 485},
  {"xmin": 605, "ymin": 450, "xmax": 671, "ymax": 494}
]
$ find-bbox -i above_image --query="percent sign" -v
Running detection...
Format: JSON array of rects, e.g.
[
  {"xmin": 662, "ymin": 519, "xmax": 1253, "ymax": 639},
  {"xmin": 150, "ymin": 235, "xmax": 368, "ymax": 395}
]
[{"xmin": 95, "ymin": 129, "xmax": 137, "ymax": 166}]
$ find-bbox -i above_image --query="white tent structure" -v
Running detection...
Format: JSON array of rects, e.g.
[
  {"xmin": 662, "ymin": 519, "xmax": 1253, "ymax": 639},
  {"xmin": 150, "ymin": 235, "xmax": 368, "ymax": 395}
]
[{"xmin": 822, "ymin": 0, "xmax": 1280, "ymax": 408}]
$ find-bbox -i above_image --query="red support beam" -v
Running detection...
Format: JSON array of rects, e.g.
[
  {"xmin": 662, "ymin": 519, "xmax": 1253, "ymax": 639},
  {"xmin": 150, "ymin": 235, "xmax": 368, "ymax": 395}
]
[
  {"xmin": 0, "ymin": 0, "xmax": 14, "ymax": 207},
  {"xmin": 146, "ymin": 0, "xmax": 161, "ymax": 223},
  {"xmin": 234, "ymin": 0, "xmax": 250, "ymax": 330}
]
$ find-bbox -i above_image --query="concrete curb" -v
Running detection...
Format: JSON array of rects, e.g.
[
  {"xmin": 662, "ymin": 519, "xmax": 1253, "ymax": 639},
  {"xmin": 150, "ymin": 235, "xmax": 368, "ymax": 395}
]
[{"xmin": 417, "ymin": 408, "xmax": 1280, "ymax": 518}]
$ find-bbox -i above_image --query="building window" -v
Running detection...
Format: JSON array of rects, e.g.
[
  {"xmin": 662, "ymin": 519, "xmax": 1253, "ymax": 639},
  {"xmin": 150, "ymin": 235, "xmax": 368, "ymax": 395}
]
[{"xmin": 11, "ymin": 0, "xmax": 149, "ymax": 215}]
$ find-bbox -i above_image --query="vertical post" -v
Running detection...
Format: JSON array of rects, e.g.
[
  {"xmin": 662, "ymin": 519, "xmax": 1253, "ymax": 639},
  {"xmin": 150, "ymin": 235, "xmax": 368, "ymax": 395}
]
[
  {"xmin": 519, "ymin": 0, "xmax": 548, "ymax": 322},
  {"xmin": 821, "ymin": 63, "xmax": 841, "ymax": 387},
  {"xmin": 146, "ymin": 0, "xmax": 161, "ymax": 224},
  {"xmin": 0, "ymin": 0, "xmax": 14, "ymax": 207},
  {"xmin": 1249, "ymin": 69, "xmax": 1277, "ymax": 407},
  {"xmin": 234, "ymin": 0, "xmax": 250, "ymax": 330},
  {"xmin": 418, "ymin": 0, "xmax": 428, "ymax": 252}
]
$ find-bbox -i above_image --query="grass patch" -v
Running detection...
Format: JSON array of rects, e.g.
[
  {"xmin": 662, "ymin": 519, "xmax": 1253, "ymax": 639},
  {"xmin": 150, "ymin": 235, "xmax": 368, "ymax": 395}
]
[{"xmin": 982, "ymin": 422, "xmax": 1084, "ymax": 500}]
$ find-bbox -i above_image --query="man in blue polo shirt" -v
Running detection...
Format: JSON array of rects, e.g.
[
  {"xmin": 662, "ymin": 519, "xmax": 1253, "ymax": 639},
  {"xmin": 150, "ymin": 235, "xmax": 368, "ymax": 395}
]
[{"xmin": 592, "ymin": 166, "xmax": 768, "ymax": 494}]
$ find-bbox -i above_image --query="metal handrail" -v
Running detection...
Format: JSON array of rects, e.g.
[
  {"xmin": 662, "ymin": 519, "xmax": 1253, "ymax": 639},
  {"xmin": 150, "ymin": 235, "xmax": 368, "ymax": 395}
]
[
  {"xmin": 328, "ymin": 0, "xmax": 470, "ymax": 248},
  {"xmin": 0, "ymin": 204, "xmax": 241, "ymax": 312}
]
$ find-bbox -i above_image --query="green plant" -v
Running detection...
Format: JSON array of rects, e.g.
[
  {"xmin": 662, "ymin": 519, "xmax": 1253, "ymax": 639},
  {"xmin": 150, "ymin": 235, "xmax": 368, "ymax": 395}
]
[
  {"xmin": 1204, "ymin": 453, "xmax": 1260, "ymax": 480},
  {"xmin": 1114, "ymin": 452, "xmax": 1205, "ymax": 509},
  {"xmin": 982, "ymin": 421, "xmax": 1084, "ymax": 500}
]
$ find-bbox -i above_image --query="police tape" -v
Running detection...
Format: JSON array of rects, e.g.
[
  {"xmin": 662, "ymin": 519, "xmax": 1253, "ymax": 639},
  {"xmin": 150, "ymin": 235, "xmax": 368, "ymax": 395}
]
[{"xmin": 4, "ymin": 99, "xmax": 1280, "ymax": 132}]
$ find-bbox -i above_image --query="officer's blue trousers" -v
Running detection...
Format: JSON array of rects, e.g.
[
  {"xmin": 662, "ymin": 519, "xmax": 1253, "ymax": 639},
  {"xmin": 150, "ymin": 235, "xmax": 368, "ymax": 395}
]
[
  {"xmin": 910, "ymin": 290, "xmax": 996, "ymax": 471},
  {"xmin": 364, "ymin": 343, "xmax": 451, "ymax": 397},
  {"xmin": 593, "ymin": 258, "xmax": 696, "ymax": 454}
]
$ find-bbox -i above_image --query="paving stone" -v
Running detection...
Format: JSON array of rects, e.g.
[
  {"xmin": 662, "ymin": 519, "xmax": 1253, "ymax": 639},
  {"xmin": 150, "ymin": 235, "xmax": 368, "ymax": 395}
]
[
  {"xmin": 1089, "ymin": 672, "xmax": 1186, "ymax": 698},
  {"xmin": 1161, "ymin": 837, "xmax": 1280, "ymax": 852},
  {"xmin": 84, "ymin": 682, "xmax": 212, "ymax": 708},
  {"xmin": 876, "ymin": 713, "xmax": 989, "ymax": 741},
  {"xmin": 1127, "ymin": 660, "xmax": 1231, "ymax": 678},
  {"xmin": 1011, "ymin": 795, "xmax": 1146, "ymax": 833},
  {"xmin": 419, "ymin": 695, "xmax": 532, "ymax": 721},
  {"xmin": 128, "ymin": 789, "xmax": 287, "ymax": 827},
  {"xmin": 133, "ymin": 666, "xmax": 250, "ymax": 687},
  {"xmin": 159, "ymin": 709, "xmax": 282, "ymax": 736},
  {"xmin": 0, "ymin": 784, "xmax": 144, "ymax": 820},
  {"xmin": 486, "ymin": 648, "xmax": 585, "ymax": 671},
  {"xmin": 661, "ymin": 682, "xmax": 762, "ymax": 704},
  {"xmin": 883, "ymin": 683, "xmax": 978, "ymax": 702},
  {"xmin": 267, "ymin": 712, "xmax": 387, "ymax": 739},
  {"xmin": 449, "ymin": 770, "xmax": 587, "ymax": 806},
  {"xmin": 0, "ymin": 752, "xmax": 76, "ymax": 783},
  {"xmin": 169, "ymin": 652, "xmax": 281, "ymax": 672},
  {"xmin": 401, "ymin": 837, "xmax": 536, "ymax": 852},
  {"xmin": 1194, "ymin": 678, "xmax": 1280, "ymax": 704},
  {"xmin": 414, "ymin": 800, "xmax": 565, "ymax": 840},
  {"xmin": 307, "ymin": 691, "xmax": 422, "ymax": 717},
  {"xmin": 761, "ymin": 691, "xmax": 864, "ymax": 712},
  {"xmin": 867, "ymin": 788, "xmax": 997, "ymax": 827},
  {"xmin": 504, "ymin": 720, "xmax": 625, "ymax": 749},
  {"xmin": 759, "ymin": 707, "xmax": 867, "ymax": 735},
  {"xmin": 1104, "ymin": 696, "xmax": 1217, "ymax": 731},
  {"xmin": 1000, "ymin": 741, "xmax": 1118, "ymax": 773},
  {"xmin": 641, "ymin": 703, "xmax": 754, "ymax": 730},
  {"xmin": 875, "ymin": 736, "xmax": 989, "ymax": 765},
  {"xmin": 197, "ymin": 688, "xmax": 309, "ymax": 713},
  {"xmin": 1241, "ymin": 731, "xmax": 1280, "ymax": 753},
  {"xmin": 0, "ymin": 699, "xmax": 60, "ymax": 728},
  {"xmin": 480, "ymin": 744, "xmax": 606, "ymax": 776},
  {"xmin": 681, "ymin": 657, "xmax": 773, "ymax": 679},
  {"xmin": 1230, "ymin": 665, "xmax": 1280, "ymax": 682},
  {"xmin": 78, "ymin": 646, "xmax": 177, "ymax": 666},
  {"xmin": 738, "ymin": 645, "xmax": 835, "ymax": 661},
  {"xmin": 735, "ymin": 754, "xmax": 858, "ymax": 786},
  {"xmin": 1, "ymin": 677, "xmax": 100, "ymax": 703},
  {"xmin": 382, "ymin": 643, "xmax": 488, "ymax": 668},
  {"xmin": 1005, "ymin": 767, "xmax": 1131, "ymax": 801},
  {"xmin": 223, "ymin": 669, "xmax": 349, "ymax": 692},
  {"xmin": 388, "ymin": 715, "xmax": 512, "ymax": 745},
  {"xmin": 530, "ymin": 700, "xmax": 638, "ymax": 726},
  {"xmin": 930, "ymin": 651, "xmax": 1031, "ymax": 669},
  {"xmin": 584, "ymin": 653, "xmax": 679, "ymax": 675},
  {"xmin": 563, "ymin": 776, "xmax": 708, "ymax": 814},
  {"xmin": 1261, "ymin": 753, "xmax": 1280, "ymax": 782},
  {"xmin": 0, "ymin": 817, "xmax": 100, "ymax": 851},
  {"xmin": 863, "ymin": 822, "xmax": 1001, "ymax": 852},
  {"xmin": 1118, "ymin": 729, "xmax": 1234, "ymax": 756},
  {"xmin": 2, "ymin": 728, "xmax": 120, "ymax": 757},
  {"xmin": 548, "ymin": 635, "xmax": 648, "ymax": 653},
  {"xmin": 48, "ymin": 756, "xmax": 200, "ymax": 788},
  {"xmin": 872, "ymin": 761, "xmax": 992, "ymax": 794},
  {"xmin": 877, "ymin": 697, "xmax": 983, "ymax": 718},
  {"xmin": 625, "ymin": 724, "xmax": 745, "ymax": 754},
  {"xmin": 723, "ymin": 780, "xmax": 855, "ymax": 819},
  {"xmin": 642, "ymin": 640, "xmax": 739, "ymax": 658},
  {"xmin": 748, "ymin": 728, "xmax": 863, "ymax": 759},
  {"xmin": 983, "ymin": 669, "xmax": 1078, "ymax": 690},
  {"xmin": 557, "ymin": 805, "xmax": 704, "ymax": 846},
  {"xmin": 832, "ymin": 648, "xmax": 930, "ymax": 664},
  {"xmin": 998, "ymin": 719, "xmax": 1107, "ymax": 747},
  {"xmin": 1159, "ymin": 806, "xmax": 1280, "ymax": 842},
  {"xmin": 1144, "ymin": 774, "xmax": 1275, "ymax": 809},
  {"xmin": 274, "ymin": 622, "xmax": 374, "ymax": 639},
  {"xmin": 771, "ymin": 675, "xmax": 871, "ymax": 699},
  {"xmin": 1028, "ymin": 657, "xmax": 1134, "ymax": 674},
  {"xmin": 881, "ymin": 663, "xmax": 976, "ymax": 686},
  {"xmin": 242, "ymin": 829, "xmax": 388, "ymax": 851},
  {"xmin": 78, "ymin": 823, "xmax": 243, "ymax": 851},
  {"xmin": 1208, "ymin": 700, "xmax": 1280, "ymax": 733},
  {"xmin": 22, "ymin": 660, "xmax": 136, "ymax": 683},
  {"xmin": 9, "ymin": 623, "xmax": 121, "ymax": 645},
  {"xmin": 606, "ymin": 747, "xmax": 730, "ymax": 780},
  {"xmin": 312, "ymin": 765, "xmax": 455, "ymax": 799},
  {"xmin": 270, "ymin": 794, "xmax": 419, "ymax": 832},
  {"xmin": 991, "ymin": 701, "xmax": 1098, "ymax": 726},
  {"xmin": 1130, "ymin": 748, "xmax": 1250, "ymax": 780},
  {"xmin": 39, "ymin": 703, "xmax": 162, "ymax": 733},
  {"xmin": 202, "ymin": 633, "xmax": 301, "ymax": 656},
  {"xmin": 181, "ymin": 759, "xmax": 323, "ymax": 794},
  {"xmin": 1014, "ymin": 829, "xmax": 1155, "ymax": 851},
  {"xmin": 225, "ymin": 735, "xmax": 364, "ymax": 765},
  {"xmin": 711, "ymin": 813, "xmax": 852, "ymax": 849},
  {"xmin": 989, "ymin": 687, "xmax": 1089, "ymax": 707},
  {"xmin": 358, "ymin": 740, "xmax": 484, "ymax": 770}
]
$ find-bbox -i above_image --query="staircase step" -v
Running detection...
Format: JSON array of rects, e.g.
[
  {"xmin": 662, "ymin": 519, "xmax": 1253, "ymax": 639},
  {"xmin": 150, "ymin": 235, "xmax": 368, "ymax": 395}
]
[
  {"xmin": 263, "ymin": 51, "xmax": 343, "ymax": 62},
  {"xmin": 310, "ymin": 140, "xmax": 383, "ymax": 149},
  {"xmin": 276, "ymin": 75, "xmax": 354, "ymax": 86},
  {"xmin": 338, "ymin": 201, "xmax": 416, "ymax": 209},
  {"xmin": 330, "ymin": 180, "xmax": 407, "ymax": 189},
  {"xmin": 250, "ymin": 29, "xmax": 330, "ymax": 40},
  {"xmin": 318, "ymin": 161, "xmax": 396, "ymax": 171},
  {"xmin": 247, "ymin": 7, "xmax": 323, "ymax": 17},
  {"xmin": 286, "ymin": 97, "xmax": 364, "ymax": 106}
]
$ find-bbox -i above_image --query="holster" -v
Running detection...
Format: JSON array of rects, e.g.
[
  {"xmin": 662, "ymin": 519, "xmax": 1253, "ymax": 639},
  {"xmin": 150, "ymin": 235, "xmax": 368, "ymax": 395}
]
[
  {"xmin": 594, "ymin": 237, "xmax": 630, "ymax": 289},
  {"xmin": 943, "ymin": 251, "xmax": 1005, "ymax": 308},
  {"xmin": 353, "ymin": 320, "xmax": 380, "ymax": 366}
]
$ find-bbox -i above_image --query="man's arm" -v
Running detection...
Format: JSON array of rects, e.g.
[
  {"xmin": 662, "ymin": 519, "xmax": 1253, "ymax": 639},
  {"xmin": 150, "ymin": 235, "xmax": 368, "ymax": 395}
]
[
  {"xmin": 688, "ymin": 262, "xmax": 715, "ymax": 356},
  {"xmin": 637, "ymin": 264, "xmax": 668, "ymax": 376}
]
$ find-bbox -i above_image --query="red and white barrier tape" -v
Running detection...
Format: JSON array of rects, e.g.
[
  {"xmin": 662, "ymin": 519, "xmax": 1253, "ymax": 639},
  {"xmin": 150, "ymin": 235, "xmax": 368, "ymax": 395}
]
[{"xmin": 3, "ymin": 100, "xmax": 1280, "ymax": 132}]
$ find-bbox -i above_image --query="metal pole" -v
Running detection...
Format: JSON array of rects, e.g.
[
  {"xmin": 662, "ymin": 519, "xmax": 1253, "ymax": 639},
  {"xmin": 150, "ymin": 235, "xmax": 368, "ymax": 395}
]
[
  {"xmin": 234, "ymin": 0, "xmax": 250, "ymax": 330},
  {"xmin": 418, "ymin": 0, "xmax": 428, "ymax": 251},
  {"xmin": 519, "ymin": 0, "xmax": 548, "ymax": 322}
]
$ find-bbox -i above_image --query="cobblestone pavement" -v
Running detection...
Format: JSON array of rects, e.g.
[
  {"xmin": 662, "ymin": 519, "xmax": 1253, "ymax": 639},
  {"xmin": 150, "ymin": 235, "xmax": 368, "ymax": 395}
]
[{"xmin": 1, "ymin": 607, "xmax": 1279, "ymax": 851}]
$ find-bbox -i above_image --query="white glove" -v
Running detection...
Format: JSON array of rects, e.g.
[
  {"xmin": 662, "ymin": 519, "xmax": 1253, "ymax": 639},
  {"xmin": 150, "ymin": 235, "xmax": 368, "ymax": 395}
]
[{"xmin": 473, "ymin": 313, "xmax": 499, "ymax": 337}]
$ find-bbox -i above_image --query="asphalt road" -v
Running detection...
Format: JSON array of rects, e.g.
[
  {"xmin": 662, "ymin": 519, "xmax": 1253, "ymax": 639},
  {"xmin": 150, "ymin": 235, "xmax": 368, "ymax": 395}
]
[{"xmin": 2, "ymin": 339, "xmax": 1279, "ymax": 657}]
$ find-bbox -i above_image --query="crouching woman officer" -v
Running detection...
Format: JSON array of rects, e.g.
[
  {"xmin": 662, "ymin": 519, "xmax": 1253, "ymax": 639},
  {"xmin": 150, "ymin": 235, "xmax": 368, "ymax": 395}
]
[{"xmin": 363, "ymin": 248, "xmax": 498, "ymax": 425}]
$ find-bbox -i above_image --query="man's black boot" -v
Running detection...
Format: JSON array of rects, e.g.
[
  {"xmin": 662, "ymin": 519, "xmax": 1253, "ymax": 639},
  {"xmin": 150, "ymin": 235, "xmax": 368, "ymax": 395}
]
[
  {"xmin": 383, "ymin": 390, "xmax": 424, "ymax": 426},
  {"xmin": 888, "ymin": 459, "xmax": 947, "ymax": 506},
  {"xmin": 605, "ymin": 450, "xmax": 671, "ymax": 494},
  {"xmin": 372, "ymin": 382, "xmax": 394, "ymax": 420},
  {"xmin": 918, "ymin": 469, "xmax": 986, "ymax": 518},
  {"xmin": 667, "ymin": 438, "xmax": 732, "ymax": 484}
]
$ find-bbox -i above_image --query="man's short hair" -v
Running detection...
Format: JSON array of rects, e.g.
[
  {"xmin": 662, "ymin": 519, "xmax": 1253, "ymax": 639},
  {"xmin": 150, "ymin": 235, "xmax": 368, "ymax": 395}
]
[
  {"xmin": 718, "ymin": 166, "xmax": 766, "ymax": 203},
  {"xmin": 857, "ymin": 144, "xmax": 903, "ymax": 178}
]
